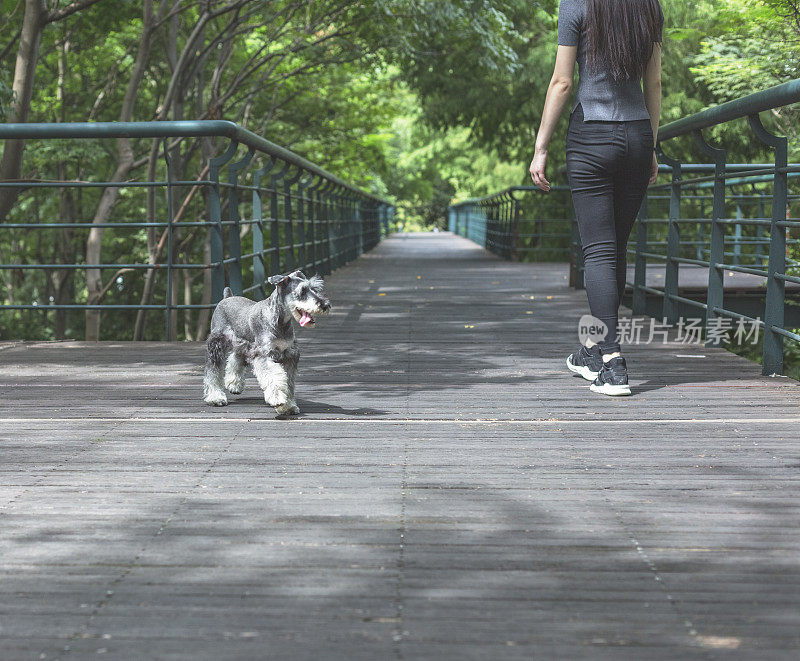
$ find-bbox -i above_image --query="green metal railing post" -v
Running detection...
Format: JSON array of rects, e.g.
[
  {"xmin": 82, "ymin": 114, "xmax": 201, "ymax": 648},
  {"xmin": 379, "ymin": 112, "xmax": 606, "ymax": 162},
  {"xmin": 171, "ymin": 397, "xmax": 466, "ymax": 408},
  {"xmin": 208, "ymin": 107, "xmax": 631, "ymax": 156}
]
[
  {"xmin": 733, "ymin": 204, "xmax": 743, "ymax": 266},
  {"xmin": 342, "ymin": 192, "xmax": 351, "ymax": 263},
  {"xmin": 298, "ymin": 174, "xmax": 315, "ymax": 272},
  {"xmin": 341, "ymin": 189, "xmax": 350, "ymax": 263},
  {"xmin": 208, "ymin": 140, "xmax": 239, "ymax": 304},
  {"xmin": 698, "ymin": 197, "xmax": 706, "ymax": 261},
  {"xmin": 355, "ymin": 196, "xmax": 361, "ymax": 259},
  {"xmin": 693, "ymin": 131, "xmax": 727, "ymax": 344},
  {"xmin": 511, "ymin": 194, "xmax": 521, "ymax": 261},
  {"xmin": 505, "ymin": 195, "xmax": 511, "ymax": 258},
  {"xmin": 321, "ymin": 181, "xmax": 335, "ymax": 274},
  {"xmin": 346, "ymin": 190, "xmax": 356, "ymax": 265},
  {"xmin": 251, "ymin": 159, "xmax": 276, "ymax": 300},
  {"xmin": 375, "ymin": 200, "xmax": 383, "ymax": 246},
  {"xmin": 309, "ymin": 178, "xmax": 325, "ymax": 274},
  {"xmin": 660, "ymin": 150, "xmax": 683, "ymax": 324},
  {"xmin": 269, "ymin": 162, "xmax": 290, "ymax": 276},
  {"xmin": 327, "ymin": 185, "xmax": 338, "ymax": 271},
  {"xmin": 349, "ymin": 195, "xmax": 356, "ymax": 261},
  {"xmin": 283, "ymin": 168, "xmax": 303, "ymax": 272},
  {"xmin": 500, "ymin": 194, "xmax": 508, "ymax": 258},
  {"xmin": 382, "ymin": 202, "xmax": 391, "ymax": 237},
  {"xmin": 756, "ymin": 189, "xmax": 767, "ymax": 266},
  {"xmin": 351, "ymin": 194, "xmax": 361, "ymax": 262},
  {"xmin": 162, "ymin": 138, "xmax": 175, "ymax": 341},
  {"xmin": 227, "ymin": 147, "xmax": 255, "ymax": 295},
  {"xmin": 749, "ymin": 113, "xmax": 788, "ymax": 375}
]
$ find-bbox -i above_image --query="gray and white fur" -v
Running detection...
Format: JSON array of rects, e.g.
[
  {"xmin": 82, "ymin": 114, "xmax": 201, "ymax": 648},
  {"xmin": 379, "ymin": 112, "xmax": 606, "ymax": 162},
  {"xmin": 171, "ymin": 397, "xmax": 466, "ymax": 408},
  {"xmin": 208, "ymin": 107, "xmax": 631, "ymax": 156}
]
[{"xmin": 203, "ymin": 270, "xmax": 330, "ymax": 415}]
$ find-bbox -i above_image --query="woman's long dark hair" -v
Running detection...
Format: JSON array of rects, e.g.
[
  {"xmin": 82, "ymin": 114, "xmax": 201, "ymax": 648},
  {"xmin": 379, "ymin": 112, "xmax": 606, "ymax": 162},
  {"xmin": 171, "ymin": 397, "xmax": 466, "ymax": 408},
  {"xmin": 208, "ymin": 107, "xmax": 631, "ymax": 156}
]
[{"xmin": 586, "ymin": 0, "xmax": 663, "ymax": 81}]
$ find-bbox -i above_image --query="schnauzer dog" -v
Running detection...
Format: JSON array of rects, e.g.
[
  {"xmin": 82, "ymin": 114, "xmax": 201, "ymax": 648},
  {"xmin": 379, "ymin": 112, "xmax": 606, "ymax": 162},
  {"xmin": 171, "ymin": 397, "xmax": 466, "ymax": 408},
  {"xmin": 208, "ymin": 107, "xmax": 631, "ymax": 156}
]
[{"xmin": 203, "ymin": 270, "xmax": 330, "ymax": 415}]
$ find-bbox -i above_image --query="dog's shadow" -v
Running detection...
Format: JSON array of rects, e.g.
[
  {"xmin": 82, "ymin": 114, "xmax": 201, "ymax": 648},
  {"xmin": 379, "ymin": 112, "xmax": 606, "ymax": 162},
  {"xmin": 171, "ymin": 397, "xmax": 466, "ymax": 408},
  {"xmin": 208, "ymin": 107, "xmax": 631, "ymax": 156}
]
[{"xmin": 225, "ymin": 396, "xmax": 387, "ymax": 418}]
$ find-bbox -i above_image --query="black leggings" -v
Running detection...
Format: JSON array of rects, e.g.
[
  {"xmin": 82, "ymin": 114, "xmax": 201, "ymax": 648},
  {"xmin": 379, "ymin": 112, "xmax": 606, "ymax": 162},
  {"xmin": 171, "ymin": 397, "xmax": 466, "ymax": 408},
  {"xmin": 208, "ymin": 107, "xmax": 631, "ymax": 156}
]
[{"xmin": 566, "ymin": 103, "xmax": 653, "ymax": 353}]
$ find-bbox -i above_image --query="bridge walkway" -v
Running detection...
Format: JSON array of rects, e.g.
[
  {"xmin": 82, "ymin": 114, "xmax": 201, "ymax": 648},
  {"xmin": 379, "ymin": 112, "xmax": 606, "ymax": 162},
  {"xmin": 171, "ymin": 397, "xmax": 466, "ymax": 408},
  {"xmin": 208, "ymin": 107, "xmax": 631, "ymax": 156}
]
[{"xmin": 1, "ymin": 232, "xmax": 799, "ymax": 659}]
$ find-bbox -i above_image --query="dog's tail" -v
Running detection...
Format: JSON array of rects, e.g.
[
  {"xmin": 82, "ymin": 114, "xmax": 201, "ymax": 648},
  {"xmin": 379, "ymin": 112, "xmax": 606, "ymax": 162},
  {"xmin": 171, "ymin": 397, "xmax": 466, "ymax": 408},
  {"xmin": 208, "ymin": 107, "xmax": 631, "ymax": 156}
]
[{"xmin": 223, "ymin": 286, "xmax": 233, "ymax": 299}]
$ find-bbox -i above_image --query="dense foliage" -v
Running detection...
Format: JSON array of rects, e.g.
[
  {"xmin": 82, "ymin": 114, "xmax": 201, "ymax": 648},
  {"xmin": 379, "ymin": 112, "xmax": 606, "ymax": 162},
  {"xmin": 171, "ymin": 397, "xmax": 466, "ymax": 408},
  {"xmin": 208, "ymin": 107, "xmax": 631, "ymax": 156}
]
[{"xmin": 1, "ymin": 0, "xmax": 798, "ymax": 344}]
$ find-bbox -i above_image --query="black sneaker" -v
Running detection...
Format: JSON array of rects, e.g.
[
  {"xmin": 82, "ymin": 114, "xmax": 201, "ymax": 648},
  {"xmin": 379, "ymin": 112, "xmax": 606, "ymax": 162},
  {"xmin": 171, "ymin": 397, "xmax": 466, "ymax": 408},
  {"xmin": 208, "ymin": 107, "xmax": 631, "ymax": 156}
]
[
  {"xmin": 566, "ymin": 345, "xmax": 603, "ymax": 381},
  {"xmin": 589, "ymin": 356, "xmax": 631, "ymax": 396}
]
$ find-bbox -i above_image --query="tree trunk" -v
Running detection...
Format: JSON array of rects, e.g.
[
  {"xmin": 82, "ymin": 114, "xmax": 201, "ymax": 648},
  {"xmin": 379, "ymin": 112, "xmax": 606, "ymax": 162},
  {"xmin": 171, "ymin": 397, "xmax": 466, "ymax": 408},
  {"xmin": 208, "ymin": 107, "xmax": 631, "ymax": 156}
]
[
  {"xmin": 85, "ymin": 0, "xmax": 155, "ymax": 340},
  {"xmin": 53, "ymin": 32, "xmax": 74, "ymax": 340},
  {"xmin": 0, "ymin": 0, "xmax": 46, "ymax": 223},
  {"xmin": 132, "ymin": 141, "xmax": 162, "ymax": 341},
  {"xmin": 134, "ymin": 7, "xmax": 203, "ymax": 339},
  {"xmin": 0, "ymin": 0, "xmax": 104, "ymax": 223}
]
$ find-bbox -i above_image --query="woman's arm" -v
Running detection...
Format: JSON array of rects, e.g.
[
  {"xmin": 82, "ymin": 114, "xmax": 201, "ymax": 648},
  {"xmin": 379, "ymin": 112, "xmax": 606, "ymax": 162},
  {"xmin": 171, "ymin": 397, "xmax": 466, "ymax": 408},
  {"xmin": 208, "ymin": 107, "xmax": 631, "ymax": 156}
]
[
  {"xmin": 643, "ymin": 42, "xmax": 662, "ymax": 185},
  {"xmin": 529, "ymin": 45, "xmax": 578, "ymax": 192},
  {"xmin": 643, "ymin": 43, "xmax": 662, "ymax": 145}
]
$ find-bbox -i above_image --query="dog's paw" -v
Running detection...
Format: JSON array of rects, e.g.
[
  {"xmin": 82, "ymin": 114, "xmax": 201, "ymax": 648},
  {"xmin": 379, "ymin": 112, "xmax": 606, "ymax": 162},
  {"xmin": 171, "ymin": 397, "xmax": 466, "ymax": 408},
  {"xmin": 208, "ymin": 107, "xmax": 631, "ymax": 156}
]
[
  {"xmin": 224, "ymin": 376, "xmax": 245, "ymax": 394},
  {"xmin": 204, "ymin": 394, "xmax": 228, "ymax": 407},
  {"xmin": 275, "ymin": 400, "xmax": 300, "ymax": 416},
  {"xmin": 264, "ymin": 389, "xmax": 288, "ymax": 408}
]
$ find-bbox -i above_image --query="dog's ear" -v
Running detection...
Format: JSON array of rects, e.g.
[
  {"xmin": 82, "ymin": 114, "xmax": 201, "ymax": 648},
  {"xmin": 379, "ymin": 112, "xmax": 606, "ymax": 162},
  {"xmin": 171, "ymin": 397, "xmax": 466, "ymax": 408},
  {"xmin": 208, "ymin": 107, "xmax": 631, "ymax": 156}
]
[
  {"xmin": 267, "ymin": 274, "xmax": 290, "ymax": 288},
  {"xmin": 288, "ymin": 269, "xmax": 306, "ymax": 280},
  {"xmin": 308, "ymin": 275, "xmax": 324, "ymax": 292}
]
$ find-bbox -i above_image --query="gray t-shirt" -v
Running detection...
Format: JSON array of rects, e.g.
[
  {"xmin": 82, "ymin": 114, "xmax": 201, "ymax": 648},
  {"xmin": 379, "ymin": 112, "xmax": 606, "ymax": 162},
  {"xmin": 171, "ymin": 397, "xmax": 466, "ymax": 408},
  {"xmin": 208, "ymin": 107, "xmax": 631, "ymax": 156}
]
[{"xmin": 557, "ymin": 0, "xmax": 663, "ymax": 121}]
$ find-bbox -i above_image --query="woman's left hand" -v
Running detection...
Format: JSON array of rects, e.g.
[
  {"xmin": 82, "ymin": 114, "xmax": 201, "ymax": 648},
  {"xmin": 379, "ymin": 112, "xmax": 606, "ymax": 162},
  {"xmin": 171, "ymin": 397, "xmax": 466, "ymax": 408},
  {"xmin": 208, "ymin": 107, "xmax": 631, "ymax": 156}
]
[{"xmin": 529, "ymin": 150, "xmax": 550, "ymax": 192}]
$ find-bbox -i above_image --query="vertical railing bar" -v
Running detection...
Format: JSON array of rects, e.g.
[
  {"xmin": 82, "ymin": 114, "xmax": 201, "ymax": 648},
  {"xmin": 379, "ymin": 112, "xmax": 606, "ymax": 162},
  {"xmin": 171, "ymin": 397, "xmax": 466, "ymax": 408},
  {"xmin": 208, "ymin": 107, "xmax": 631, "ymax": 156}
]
[
  {"xmin": 208, "ymin": 140, "xmax": 239, "ymax": 305},
  {"xmin": 227, "ymin": 147, "xmax": 255, "ymax": 296},
  {"xmin": 269, "ymin": 161, "xmax": 290, "ymax": 277},
  {"xmin": 283, "ymin": 167, "xmax": 303, "ymax": 272},
  {"xmin": 692, "ymin": 130, "xmax": 727, "ymax": 345},
  {"xmin": 659, "ymin": 148, "xmax": 683, "ymax": 324},
  {"xmin": 315, "ymin": 179, "xmax": 330, "ymax": 275},
  {"xmin": 322, "ymin": 181, "xmax": 335, "ymax": 275},
  {"xmin": 251, "ymin": 158, "xmax": 276, "ymax": 300},
  {"xmin": 303, "ymin": 175, "xmax": 323, "ymax": 272},
  {"xmin": 698, "ymin": 195, "xmax": 706, "ymax": 261},
  {"xmin": 733, "ymin": 203, "xmax": 743, "ymax": 266},
  {"xmin": 756, "ymin": 185, "xmax": 766, "ymax": 267},
  {"xmin": 162, "ymin": 138, "xmax": 175, "ymax": 341},
  {"xmin": 749, "ymin": 112, "xmax": 788, "ymax": 375}
]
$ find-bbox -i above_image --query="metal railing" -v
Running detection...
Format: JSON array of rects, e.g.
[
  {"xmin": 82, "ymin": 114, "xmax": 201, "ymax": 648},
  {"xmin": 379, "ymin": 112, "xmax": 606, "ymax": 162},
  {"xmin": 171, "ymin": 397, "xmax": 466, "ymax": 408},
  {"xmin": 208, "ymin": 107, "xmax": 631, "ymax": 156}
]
[
  {"xmin": 447, "ymin": 80, "xmax": 800, "ymax": 375},
  {"xmin": 0, "ymin": 121, "xmax": 394, "ymax": 340}
]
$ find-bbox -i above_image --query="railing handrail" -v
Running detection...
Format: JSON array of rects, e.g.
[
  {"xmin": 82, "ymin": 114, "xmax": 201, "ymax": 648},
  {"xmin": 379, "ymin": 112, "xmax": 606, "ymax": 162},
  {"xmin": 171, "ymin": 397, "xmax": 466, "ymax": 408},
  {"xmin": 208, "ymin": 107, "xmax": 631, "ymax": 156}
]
[
  {"xmin": 447, "ymin": 166, "xmax": 789, "ymax": 208},
  {"xmin": 447, "ymin": 80, "xmax": 800, "ymax": 376},
  {"xmin": 0, "ymin": 120, "xmax": 386, "ymax": 203},
  {"xmin": 1, "ymin": 122, "xmax": 395, "ymax": 340},
  {"xmin": 658, "ymin": 78, "xmax": 800, "ymax": 141}
]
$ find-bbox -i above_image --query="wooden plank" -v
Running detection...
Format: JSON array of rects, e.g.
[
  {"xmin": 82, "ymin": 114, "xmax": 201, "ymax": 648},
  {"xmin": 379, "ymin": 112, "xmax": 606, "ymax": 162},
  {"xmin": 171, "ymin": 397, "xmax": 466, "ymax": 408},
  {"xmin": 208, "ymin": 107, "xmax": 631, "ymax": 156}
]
[{"xmin": 0, "ymin": 232, "xmax": 798, "ymax": 658}]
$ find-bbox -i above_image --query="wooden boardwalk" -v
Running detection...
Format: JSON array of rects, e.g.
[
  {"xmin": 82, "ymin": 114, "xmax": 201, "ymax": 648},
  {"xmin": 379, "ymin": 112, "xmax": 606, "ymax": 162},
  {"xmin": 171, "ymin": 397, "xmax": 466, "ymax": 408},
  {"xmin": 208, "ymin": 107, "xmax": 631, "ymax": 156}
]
[{"xmin": 1, "ymin": 232, "xmax": 799, "ymax": 660}]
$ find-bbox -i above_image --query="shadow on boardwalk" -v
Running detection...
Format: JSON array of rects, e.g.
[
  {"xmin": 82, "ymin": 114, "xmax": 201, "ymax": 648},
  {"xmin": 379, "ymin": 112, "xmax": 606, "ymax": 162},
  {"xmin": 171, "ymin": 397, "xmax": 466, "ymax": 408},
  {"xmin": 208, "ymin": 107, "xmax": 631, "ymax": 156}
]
[{"xmin": 1, "ymin": 232, "xmax": 799, "ymax": 659}]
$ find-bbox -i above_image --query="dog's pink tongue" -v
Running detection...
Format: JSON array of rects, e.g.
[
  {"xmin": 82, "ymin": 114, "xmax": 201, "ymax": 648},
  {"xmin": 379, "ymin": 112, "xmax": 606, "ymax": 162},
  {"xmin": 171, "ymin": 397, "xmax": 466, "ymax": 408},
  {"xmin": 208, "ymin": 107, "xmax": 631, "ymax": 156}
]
[{"xmin": 299, "ymin": 312, "xmax": 312, "ymax": 327}]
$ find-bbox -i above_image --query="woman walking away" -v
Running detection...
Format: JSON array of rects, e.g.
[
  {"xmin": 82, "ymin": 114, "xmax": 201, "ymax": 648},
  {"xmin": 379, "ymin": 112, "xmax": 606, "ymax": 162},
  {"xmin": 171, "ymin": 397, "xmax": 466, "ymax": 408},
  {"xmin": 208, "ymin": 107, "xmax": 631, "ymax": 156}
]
[{"xmin": 530, "ymin": 0, "xmax": 663, "ymax": 396}]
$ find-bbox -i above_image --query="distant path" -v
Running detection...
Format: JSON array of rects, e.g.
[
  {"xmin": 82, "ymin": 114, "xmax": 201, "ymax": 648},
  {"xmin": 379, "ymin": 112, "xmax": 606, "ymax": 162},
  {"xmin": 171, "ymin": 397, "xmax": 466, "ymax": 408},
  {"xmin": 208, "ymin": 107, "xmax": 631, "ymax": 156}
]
[{"xmin": 1, "ymin": 232, "xmax": 798, "ymax": 659}]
